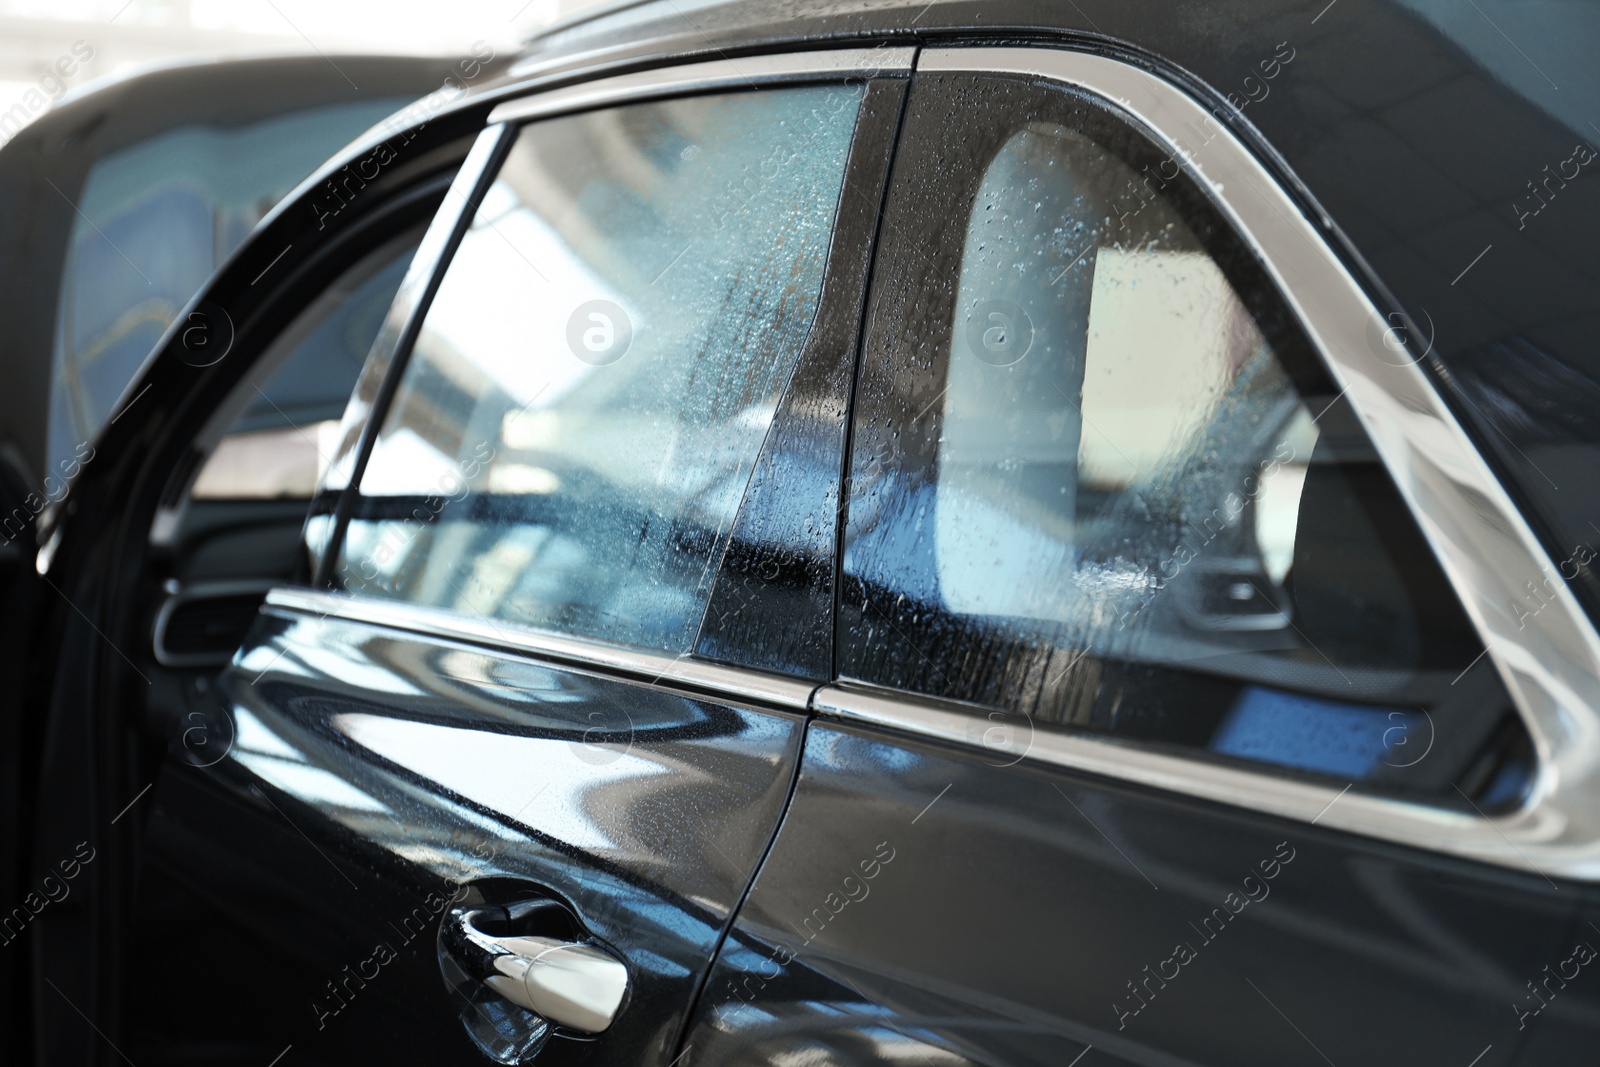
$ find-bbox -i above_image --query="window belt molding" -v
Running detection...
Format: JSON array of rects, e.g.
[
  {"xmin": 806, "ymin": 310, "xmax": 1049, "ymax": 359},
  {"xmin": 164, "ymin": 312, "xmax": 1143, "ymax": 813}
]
[{"xmin": 264, "ymin": 587, "xmax": 816, "ymax": 712}]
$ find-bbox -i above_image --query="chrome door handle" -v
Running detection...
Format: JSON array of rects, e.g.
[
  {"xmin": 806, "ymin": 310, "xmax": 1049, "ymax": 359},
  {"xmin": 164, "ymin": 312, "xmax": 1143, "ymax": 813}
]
[{"xmin": 445, "ymin": 905, "xmax": 629, "ymax": 1033}]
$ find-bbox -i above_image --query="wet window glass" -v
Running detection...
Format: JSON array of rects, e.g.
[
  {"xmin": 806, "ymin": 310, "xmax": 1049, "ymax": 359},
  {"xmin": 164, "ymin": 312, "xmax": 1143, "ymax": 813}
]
[
  {"xmin": 335, "ymin": 84, "xmax": 863, "ymax": 653},
  {"xmin": 840, "ymin": 77, "xmax": 1529, "ymax": 804}
]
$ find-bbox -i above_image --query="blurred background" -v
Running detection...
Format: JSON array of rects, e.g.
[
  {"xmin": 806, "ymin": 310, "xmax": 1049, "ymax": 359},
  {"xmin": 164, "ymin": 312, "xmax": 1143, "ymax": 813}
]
[
  {"xmin": 0, "ymin": 0, "xmax": 612, "ymax": 504},
  {"xmin": 0, "ymin": 0, "xmax": 606, "ymax": 104}
]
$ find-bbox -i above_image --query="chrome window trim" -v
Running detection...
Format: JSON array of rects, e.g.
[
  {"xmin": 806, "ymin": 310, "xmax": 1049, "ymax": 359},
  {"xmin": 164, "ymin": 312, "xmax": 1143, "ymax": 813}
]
[
  {"xmin": 855, "ymin": 47, "xmax": 1600, "ymax": 880},
  {"xmin": 263, "ymin": 587, "xmax": 816, "ymax": 712},
  {"xmin": 815, "ymin": 680, "xmax": 1499, "ymax": 835},
  {"xmin": 311, "ymin": 123, "xmax": 516, "ymax": 585},
  {"xmin": 487, "ymin": 47, "xmax": 915, "ymax": 126}
]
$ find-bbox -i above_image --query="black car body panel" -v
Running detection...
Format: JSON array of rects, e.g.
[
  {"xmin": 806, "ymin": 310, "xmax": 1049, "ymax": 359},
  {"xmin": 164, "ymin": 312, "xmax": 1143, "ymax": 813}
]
[
  {"xmin": 19, "ymin": 98, "xmax": 500, "ymax": 1066},
  {"xmin": 687, "ymin": 724, "xmax": 1583, "ymax": 1066},
  {"xmin": 0, "ymin": 51, "xmax": 484, "ymax": 1062},
  {"xmin": 8, "ymin": 3, "xmax": 1600, "ymax": 1066},
  {"xmin": 124, "ymin": 610, "xmax": 802, "ymax": 1064}
]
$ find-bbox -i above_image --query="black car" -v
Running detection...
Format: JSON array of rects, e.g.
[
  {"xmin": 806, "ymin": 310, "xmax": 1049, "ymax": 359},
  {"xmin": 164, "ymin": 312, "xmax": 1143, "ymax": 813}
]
[{"xmin": 8, "ymin": 2, "xmax": 1600, "ymax": 1065}]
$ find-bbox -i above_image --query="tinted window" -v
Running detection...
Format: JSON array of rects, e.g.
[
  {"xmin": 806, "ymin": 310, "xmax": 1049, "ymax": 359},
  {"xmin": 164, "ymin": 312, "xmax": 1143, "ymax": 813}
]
[
  {"xmin": 334, "ymin": 84, "xmax": 863, "ymax": 653},
  {"xmin": 153, "ymin": 230, "xmax": 422, "ymax": 589},
  {"xmin": 841, "ymin": 76, "xmax": 1529, "ymax": 804}
]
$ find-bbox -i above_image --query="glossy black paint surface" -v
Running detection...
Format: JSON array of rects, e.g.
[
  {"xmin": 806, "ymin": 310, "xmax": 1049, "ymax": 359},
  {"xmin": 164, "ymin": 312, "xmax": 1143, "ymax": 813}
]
[
  {"xmin": 124, "ymin": 610, "xmax": 803, "ymax": 1064},
  {"xmin": 685, "ymin": 721, "xmax": 1586, "ymax": 1065},
  {"xmin": 26, "ymin": 146, "xmax": 479, "ymax": 1066}
]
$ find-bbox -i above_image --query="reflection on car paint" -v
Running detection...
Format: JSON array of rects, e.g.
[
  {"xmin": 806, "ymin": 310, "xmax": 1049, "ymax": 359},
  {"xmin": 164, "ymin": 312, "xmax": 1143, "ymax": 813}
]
[{"xmin": 144, "ymin": 606, "xmax": 809, "ymax": 1063}]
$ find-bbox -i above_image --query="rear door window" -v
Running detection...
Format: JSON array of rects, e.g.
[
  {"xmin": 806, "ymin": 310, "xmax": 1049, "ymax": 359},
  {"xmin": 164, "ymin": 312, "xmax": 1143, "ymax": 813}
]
[{"xmin": 839, "ymin": 73, "xmax": 1530, "ymax": 804}]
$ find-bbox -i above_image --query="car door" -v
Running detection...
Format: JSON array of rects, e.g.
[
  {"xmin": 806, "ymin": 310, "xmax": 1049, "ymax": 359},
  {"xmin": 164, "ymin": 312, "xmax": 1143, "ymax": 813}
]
[
  {"xmin": 680, "ymin": 49, "xmax": 1600, "ymax": 1066},
  {"xmin": 112, "ymin": 52, "xmax": 909, "ymax": 1067},
  {"xmin": 0, "ymin": 55, "xmax": 462, "ymax": 1054}
]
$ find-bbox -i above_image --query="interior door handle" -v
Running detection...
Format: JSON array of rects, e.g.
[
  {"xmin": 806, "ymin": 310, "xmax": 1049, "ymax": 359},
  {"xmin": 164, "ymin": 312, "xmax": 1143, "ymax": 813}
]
[{"xmin": 445, "ymin": 903, "xmax": 629, "ymax": 1034}]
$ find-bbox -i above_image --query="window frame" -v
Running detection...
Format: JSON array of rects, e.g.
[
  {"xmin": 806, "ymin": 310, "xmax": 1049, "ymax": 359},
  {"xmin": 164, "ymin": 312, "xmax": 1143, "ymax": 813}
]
[
  {"xmin": 817, "ymin": 46, "xmax": 1600, "ymax": 882},
  {"xmin": 282, "ymin": 47, "xmax": 916, "ymax": 714}
]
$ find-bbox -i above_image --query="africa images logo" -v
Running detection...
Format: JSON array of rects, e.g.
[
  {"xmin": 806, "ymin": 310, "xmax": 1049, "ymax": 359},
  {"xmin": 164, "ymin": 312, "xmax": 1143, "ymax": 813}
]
[
  {"xmin": 1113, "ymin": 841, "xmax": 1297, "ymax": 1030},
  {"xmin": 566, "ymin": 300, "xmax": 632, "ymax": 366}
]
